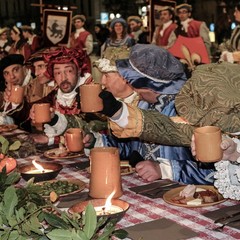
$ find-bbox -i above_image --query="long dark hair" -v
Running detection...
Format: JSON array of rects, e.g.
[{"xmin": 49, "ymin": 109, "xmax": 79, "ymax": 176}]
[{"xmin": 110, "ymin": 22, "xmax": 128, "ymax": 41}]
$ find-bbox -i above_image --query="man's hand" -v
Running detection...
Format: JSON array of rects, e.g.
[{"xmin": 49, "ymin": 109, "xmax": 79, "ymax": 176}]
[
  {"xmin": 29, "ymin": 133, "xmax": 49, "ymax": 144},
  {"xmin": 82, "ymin": 132, "xmax": 96, "ymax": 149},
  {"xmin": 30, "ymin": 104, "xmax": 55, "ymax": 124},
  {"xmin": 191, "ymin": 134, "xmax": 240, "ymax": 162},
  {"xmin": 135, "ymin": 160, "xmax": 161, "ymax": 182}
]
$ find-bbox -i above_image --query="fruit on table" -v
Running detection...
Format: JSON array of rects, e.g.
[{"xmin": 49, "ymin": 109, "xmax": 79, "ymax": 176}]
[{"xmin": 0, "ymin": 155, "xmax": 17, "ymax": 173}]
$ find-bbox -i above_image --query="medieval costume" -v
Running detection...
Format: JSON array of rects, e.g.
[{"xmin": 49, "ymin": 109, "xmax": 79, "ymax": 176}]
[
  {"xmin": 69, "ymin": 15, "xmax": 93, "ymax": 73},
  {"xmin": 101, "ymin": 18, "xmax": 135, "ymax": 56},
  {"xmin": 151, "ymin": 6, "xmax": 177, "ymax": 49},
  {"xmin": 170, "ymin": 4, "xmax": 211, "ymax": 57}
]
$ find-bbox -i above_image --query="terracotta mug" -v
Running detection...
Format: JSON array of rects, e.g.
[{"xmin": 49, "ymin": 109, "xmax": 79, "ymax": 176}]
[
  {"xmin": 9, "ymin": 85, "xmax": 24, "ymax": 104},
  {"xmin": 194, "ymin": 126, "xmax": 223, "ymax": 162},
  {"xmin": 89, "ymin": 147, "xmax": 123, "ymax": 199},
  {"xmin": 80, "ymin": 83, "xmax": 103, "ymax": 112},
  {"xmin": 65, "ymin": 128, "xmax": 83, "ymax": 152},
  {"xmin": 34, "ymin": 103, "xmax": 51, "ymax": 124}
]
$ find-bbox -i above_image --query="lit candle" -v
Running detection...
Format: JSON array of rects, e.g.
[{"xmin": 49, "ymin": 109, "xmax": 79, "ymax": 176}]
[
  {"xmin": 25, "ymin": 159, "xmax": 53, "ymax": 174},
  {"xmin": 94, "ymin": 205, "xmax": 123, "ymax": 216},
  {"xmin": 25, "ymin": 169, "xmax": 53, "ymax": 174}
]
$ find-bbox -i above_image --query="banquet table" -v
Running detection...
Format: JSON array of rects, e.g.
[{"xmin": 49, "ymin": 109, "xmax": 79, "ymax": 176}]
[{"xmin": 16, "ymin": 153, "xmax": 240, "ymax": 240}]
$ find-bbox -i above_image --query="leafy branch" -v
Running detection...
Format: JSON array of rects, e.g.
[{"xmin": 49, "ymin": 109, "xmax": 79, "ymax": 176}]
[
  {"xmin": 0, "ymin": 171, "xmax": 128, "ymax": 240},
  {"xmin": 0, "ymin": 135, "xmax": 21, "ymax": 156}
]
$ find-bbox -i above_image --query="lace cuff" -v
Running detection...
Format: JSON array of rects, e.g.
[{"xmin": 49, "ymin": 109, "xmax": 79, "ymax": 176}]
[
  {"xmin": 44, "ymin": 111, "xmax": 68, "ymax": 140},
  {"xmin": 214, "ymin": 160, "xmax": 240, "ymax": 200}
]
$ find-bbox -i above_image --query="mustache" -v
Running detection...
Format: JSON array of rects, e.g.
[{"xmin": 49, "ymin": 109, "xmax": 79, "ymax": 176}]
[{"xmin": 60, "ymin": 80, "xmax": 71, "ymax": 86}]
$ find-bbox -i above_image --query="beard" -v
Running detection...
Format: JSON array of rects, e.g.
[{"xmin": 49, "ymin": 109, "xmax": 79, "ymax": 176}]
[{"xmin": 59, "ymin": 80, "xmax": 75, "ymax": 93}]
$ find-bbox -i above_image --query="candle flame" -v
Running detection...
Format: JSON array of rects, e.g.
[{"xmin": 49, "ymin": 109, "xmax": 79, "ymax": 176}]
[
  {"xmin": 32, "ymin": 160, "xmax": 45, "ymax": 172},
  {"xmin": 104, "ymin": 190, "xmax": 115, "ymax": 211}
]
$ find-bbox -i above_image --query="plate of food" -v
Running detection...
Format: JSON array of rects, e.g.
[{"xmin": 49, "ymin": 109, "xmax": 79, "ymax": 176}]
[
  {"xmin": 43, "ymin": 147, "xmax": 84, "ymax": 159},
  {"xmin": 36, "ymin": 179, "xmax": 86, "ymax": 198},
  {"xmin": 163, "ymin": 185, "xmax": 225, "ymax": 208},
  {"xmin": 0, "ymin": 124, "xmax": 17, "ymax": 133}
]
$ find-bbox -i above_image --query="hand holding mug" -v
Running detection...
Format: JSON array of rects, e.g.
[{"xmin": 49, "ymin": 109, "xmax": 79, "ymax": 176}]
[
  {"xmin": 30, "ymin": 103, "xmax": 53, "ymax": 124},
  {"xmin": 191, "ymin": 133, "xmax": 239, "ymax": 162}
]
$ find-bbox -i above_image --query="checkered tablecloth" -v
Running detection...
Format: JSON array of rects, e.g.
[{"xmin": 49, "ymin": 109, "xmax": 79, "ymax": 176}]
[{"xmin": 17, "ymin": 155, "xmax": 240, "ymax": 240}]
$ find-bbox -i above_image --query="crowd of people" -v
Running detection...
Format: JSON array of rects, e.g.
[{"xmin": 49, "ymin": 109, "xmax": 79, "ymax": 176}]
[{"xmin": 0, "ymin": 2, "xmax": 239, "ymax": 201}]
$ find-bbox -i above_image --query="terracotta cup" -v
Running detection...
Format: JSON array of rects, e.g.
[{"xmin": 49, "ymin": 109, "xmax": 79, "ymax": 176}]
[
  {"xmin": 34, "ymin": 103, "xmax": 51, "ymax": 124},
  {"xmin": 89, "ymin": 147, "xmax": 123, "ymax": 199},
  {"xmin": 80, "ymin": 83, "xmax": 103, "ymax": 112},
  {"xmin": 9, "ymin": 85, "xmax": 24, "ymax": 104},
  {"xmin": 65, "ymin": 128, "xmax": 83, "ymax": 152},
  {"xmin": 194, "ymin": 126, "xmax": 223, "ymax": 162}
]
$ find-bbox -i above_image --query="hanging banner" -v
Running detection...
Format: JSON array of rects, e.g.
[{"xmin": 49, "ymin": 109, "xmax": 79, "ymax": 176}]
[{"xmin": 43, "ymin": 9, "xmax": 72, "ymax": 47}]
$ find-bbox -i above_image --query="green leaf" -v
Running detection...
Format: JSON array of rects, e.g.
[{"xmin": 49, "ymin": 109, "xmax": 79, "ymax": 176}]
[
  {"xmin": 15, "ymin": 207, "xmax": 25, "ymax": 222},
  {"xmin": 61, "ymin": 212, "xmax": 81, "ymax": 230},
  {"xmin": 47, "ymin": 229, "xmax": 73, "ymax": 240},
  {"xmin": 5, "ymin": 172, "xmax": 21, "ymax": 186},
  {"xmin": 3, "ymin": 186, "xmax": 18, "ymax": 220},
  {"xmin": 44, "ymin": 212, "xmax": 69, "ymax": 229},
  {"xmin": 24, "ymin": 215, "xmax": 43, "ymax": 235},
  {"xmin": 5, "ymin": 230, "xmax": 18, "ymax": 240},
  {"xmin": 83, "ymin": 203, "xmax": 97, "ymax": 239},
  {"xmin": 72, "ymin": 229, "xmax": 89, "ymax": 240},
  {"xmin": 97, "ymin": 224, "xmax": 115, "ymax": 240},
  {"xmin": 0, "ymin": 136, "xmax": 7, "ymax": 144},
  {"xmin": 1, "ymin": 140, "xmax": 9, "ymax": 155},
  {"xmin": 112, "ymin": 229, "xmax": 129, "ymax": 239},
  {"xmin": 9, "ymin": 141, "xmax": 21, "ymax": 151}
]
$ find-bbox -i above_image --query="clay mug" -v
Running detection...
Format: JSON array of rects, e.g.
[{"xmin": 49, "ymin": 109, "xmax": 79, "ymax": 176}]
[
  {"xmin": 65, "ymin": 128, "xmax": 83, "ymax": 152},
  {"xmin": 80, "ymin": 83, "xmax": 103, "ymax": 112},
  {"xmin": 9, "ymin": 85, "xmax": 25, "ymax": 104},
  {"xmin": 194, "ymin": 126, "xmax": 223, "ymax": 162},
  {"xmin": 34, "ymin": 103, "xmax": 51, "ymax": 124},
  {"xmin": 89, "ymin": 147, "xmax": 123, "ymax": 199}
]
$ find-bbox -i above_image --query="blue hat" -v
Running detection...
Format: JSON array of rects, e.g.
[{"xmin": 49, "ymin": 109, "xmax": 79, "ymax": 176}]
[
  {"xmin": 116, "ymin": 44, "xmax": 187, "ymax": 95},
  {"xmin": 110, "ymin": 18, "xmax": 127, "ymax": 28}
]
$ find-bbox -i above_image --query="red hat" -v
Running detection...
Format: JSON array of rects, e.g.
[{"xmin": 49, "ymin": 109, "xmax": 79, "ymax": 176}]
[{"xmin": 43, "ymin": 47, "xmax": 89, "ymax": 79}]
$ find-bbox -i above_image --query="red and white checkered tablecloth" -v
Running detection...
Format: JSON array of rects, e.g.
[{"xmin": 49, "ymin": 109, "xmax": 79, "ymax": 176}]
[{"xmin": 17, "ymin": 156, "xmax": 240, "ymax": 240}]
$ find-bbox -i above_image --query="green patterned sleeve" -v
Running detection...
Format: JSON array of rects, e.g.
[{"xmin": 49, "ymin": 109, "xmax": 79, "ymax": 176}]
[
  {"xmin": 65, "ymin": 114, "xmax": 108, "ymax": 133},
  {"xmin": 140, "ymin": 110, "xmax": 194, "ymax": 147}
]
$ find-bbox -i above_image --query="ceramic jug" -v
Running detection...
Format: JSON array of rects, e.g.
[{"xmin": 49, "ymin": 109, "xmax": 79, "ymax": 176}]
[{"xmin": 89, "ymin": 147, "xmax": 123, "ymax": 198}]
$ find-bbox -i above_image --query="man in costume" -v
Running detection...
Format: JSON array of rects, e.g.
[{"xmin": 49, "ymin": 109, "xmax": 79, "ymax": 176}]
[
  {"xmin": 28, "ymin": 47, "xmax": 104, "ymax": 144},
  {"xmin": 171, "ymin": 3, "xmax": 211, "ymax": 56},
  {"xmin": 128, "ymin": 16, "xmax": 147, "ymax": 44},
  {"xmin": 0, "ymin": 54, "xmax": 33, "ymax": 127},
  {"xmin": 151, "ymin": 6, "xmax": 177, "ymax": 49},
  {"xmin": 98, "ymin": 61, "xmax": 240, "ymax": 185},
  {"xmin": 26, "ymin": 49, "xmax": 56, "ymax": 103},
  {"xmin": 69, "ymin": 15, "xmax": 93, "ymax": 72},
  {"xmin": 0, "ymin": 27, "xmax": 11, "ymax": 60},
  {"xmin": 21, "ymin": 25, "xmax": 42, "ymax": 54}
]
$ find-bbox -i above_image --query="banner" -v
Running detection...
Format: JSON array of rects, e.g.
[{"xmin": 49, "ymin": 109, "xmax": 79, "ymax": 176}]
[{"xmin": 43, "ymin": 9, "xmax": 72, "ymax": 47}]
